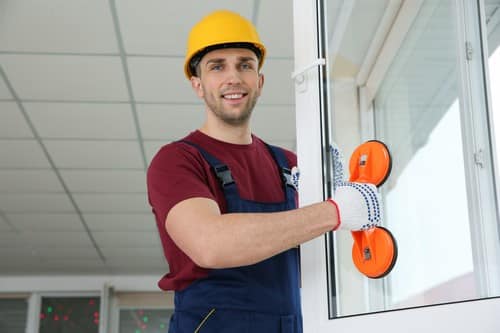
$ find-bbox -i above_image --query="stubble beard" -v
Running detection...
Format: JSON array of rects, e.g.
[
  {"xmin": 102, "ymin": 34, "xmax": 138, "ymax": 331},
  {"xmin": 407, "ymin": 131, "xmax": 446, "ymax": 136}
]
[{"xmin": 204, "ymin": 90, "xmax": 259, "ymax": 126}]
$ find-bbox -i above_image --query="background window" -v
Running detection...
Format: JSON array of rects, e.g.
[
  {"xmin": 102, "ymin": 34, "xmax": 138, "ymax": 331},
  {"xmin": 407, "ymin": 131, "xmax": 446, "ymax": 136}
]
[
  {"xmin": 39, "ymin": 296, "xmax": 100, "ymax": 333},
  {"xmin": 0, "ymin": 298, "xmax": 27, "ymax": 333},
  {"xmin": 119, "ymin": 308, "xmax": 173, "ymax": 333}
]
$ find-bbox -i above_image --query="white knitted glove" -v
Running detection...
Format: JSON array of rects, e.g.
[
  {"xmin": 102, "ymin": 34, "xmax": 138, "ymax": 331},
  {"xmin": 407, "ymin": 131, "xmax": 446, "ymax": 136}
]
[
  {"xmin": 330, "ymin": 142, "xmax": 347, "ymax": 186},
  {"xmin": 328, "ymin": 181, "xmax": 381, "ymax": 231}
]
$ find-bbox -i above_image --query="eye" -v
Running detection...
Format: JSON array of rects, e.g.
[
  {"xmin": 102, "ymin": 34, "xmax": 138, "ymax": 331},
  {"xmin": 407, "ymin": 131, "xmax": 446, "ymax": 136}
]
[
  {"xmin": 209, "ymin": 64, "xmax": 223, "ymax": 71},
  {"xmin": 240, "ymin": 62, "xmax": 254, "ymax": 70}
]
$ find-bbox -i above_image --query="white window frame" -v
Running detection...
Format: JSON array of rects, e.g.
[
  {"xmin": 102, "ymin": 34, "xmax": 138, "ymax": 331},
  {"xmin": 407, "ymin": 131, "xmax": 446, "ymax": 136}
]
[
  {"xmin": 455, "ymin": 0, "xmax": 500, "ymax": 296},
  {"xmin": 294, "ymin": 0, "xmax": 500, "ymax": 331}
]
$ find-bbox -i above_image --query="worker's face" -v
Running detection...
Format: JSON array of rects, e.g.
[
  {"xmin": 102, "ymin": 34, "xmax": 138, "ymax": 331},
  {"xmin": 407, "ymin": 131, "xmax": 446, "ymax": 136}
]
[{"xmin": 190, "ymin": 48, "xmax": 264, "ymax": 126}]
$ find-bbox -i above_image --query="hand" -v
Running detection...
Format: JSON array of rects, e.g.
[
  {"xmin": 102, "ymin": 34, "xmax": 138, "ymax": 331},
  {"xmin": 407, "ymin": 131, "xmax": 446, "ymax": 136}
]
[{"xmin": 328, "ymin": 182, "xmax": 381, "ymax": 231}]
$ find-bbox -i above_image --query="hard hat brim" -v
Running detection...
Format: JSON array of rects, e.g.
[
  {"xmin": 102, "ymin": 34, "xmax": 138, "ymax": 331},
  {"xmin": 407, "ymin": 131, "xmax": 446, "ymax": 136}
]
[{"xmin": 186, "ymin": 42, "xmax": 265, "ymax": 78}]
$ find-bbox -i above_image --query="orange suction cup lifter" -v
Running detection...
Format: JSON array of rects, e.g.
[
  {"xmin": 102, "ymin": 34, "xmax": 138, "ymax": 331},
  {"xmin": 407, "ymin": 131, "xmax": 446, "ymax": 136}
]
[
  {"xmin": 351, "ymin": 227, "xmax": 398, "ymax": 278},
  {"xmin": 349, "ymin": 140, "xmax": 392, "ymax": 187},
  {"xmin": 348, "ymin": 140, "xmax": 397, "ymax": 278}
]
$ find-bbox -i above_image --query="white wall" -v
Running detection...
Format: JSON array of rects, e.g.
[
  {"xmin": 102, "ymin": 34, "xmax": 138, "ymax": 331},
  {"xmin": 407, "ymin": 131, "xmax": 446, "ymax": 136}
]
[{"xmin": 0, "ymin": 275, "xmax": 160, "ymax": 292}]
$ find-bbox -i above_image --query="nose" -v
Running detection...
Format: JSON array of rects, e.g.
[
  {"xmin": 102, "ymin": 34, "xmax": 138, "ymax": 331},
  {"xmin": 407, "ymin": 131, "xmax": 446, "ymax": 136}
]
[{"xmin": 224, "ymin": 67, "xmax": 243, "ymax": 84}]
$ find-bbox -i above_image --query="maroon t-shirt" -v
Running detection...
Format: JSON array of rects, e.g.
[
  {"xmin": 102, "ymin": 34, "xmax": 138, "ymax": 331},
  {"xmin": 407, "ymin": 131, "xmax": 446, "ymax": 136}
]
[{"xmin": 147, "ymin": 130, "xmax": 297, "ymax": 291}]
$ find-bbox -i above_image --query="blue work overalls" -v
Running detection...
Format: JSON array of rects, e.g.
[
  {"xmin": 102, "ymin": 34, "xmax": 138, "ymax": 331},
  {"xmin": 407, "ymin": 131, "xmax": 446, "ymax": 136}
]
[{"xmin": 169, "ymin": 141, "xmax": 302, "ymax": 333}]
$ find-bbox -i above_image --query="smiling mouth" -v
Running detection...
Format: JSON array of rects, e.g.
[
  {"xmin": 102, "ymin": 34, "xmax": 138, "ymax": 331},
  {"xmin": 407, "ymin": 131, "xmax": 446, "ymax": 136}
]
[{"xmin": 222, "ymin": 93, "xmax": 247, "ymax": 100}]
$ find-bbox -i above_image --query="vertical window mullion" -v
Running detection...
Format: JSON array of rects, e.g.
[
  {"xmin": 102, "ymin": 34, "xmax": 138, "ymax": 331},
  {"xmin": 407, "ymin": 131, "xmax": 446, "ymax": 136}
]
[
  {"xmin": 457, "ymin": 0, "xmax": 500, "ymax": 297},
  {"xmin": 26, "ymin": 293, "xmax": 41, "ymax": 333}
]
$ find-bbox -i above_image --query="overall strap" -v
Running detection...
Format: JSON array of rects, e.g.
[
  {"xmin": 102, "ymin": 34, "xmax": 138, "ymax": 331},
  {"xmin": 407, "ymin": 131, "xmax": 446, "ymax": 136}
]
[
  {"xmin": 265, "ymin": 144, "xmax": 298, "ymax": 194},
  {"xmin": 178, "ymin": 140, "xmax": 236, "ymax": 188}
]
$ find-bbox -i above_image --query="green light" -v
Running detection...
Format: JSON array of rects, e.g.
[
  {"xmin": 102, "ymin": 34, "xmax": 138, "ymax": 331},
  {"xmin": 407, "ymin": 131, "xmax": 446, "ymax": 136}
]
[
  {"xmin": 143, "ymin": 316, "xmax": 149, "ymax": 323},
  {"xmin": 47, "ymin": 306, "xmax": 53, "ymax": 313},
  {"xmin": 160, "ymin": 323, "xmax": 165, "ymax": 329},
  {"xmin": 135, "ymin": 329, "xmax": 140, "ymax": 333}
]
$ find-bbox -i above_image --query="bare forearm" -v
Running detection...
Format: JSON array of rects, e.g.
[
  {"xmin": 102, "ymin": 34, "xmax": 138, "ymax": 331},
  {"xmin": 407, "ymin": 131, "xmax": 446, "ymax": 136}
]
[{"xmin": 192, "ymin": 201, "xmax": 337, "ymax": 268}]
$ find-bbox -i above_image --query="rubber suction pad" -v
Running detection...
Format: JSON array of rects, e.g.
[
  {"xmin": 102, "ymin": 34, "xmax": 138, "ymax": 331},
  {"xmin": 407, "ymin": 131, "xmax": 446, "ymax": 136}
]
[
  {"xmin": 351, "ymin": 227, "xmax": 398, "ymax": 279},
  {"xmin": 349, "ymin": 140, "xmax": 392, "ymax": 187}
]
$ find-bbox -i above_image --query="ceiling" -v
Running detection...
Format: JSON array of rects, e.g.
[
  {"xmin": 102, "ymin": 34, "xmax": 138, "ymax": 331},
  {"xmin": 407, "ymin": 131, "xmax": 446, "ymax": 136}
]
[
  {"xmin": 0, "ymin": 0, "xmax": 297, "ymax": 276},
  {"xmin": 0, "ymin": 0, "xmax": 399, "ymax": 276}
]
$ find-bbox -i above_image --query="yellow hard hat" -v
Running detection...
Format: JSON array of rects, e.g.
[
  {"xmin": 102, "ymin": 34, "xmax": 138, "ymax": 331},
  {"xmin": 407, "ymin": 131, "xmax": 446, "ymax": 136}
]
[{"xmin": 184, "ymin": 10, "xmax": 267, "ymax": 79}]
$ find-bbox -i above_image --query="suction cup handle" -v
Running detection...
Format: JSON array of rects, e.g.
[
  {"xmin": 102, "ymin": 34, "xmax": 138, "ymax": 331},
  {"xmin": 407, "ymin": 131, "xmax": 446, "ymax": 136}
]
[{"xmin": 349, "ymin": 140, "xmax": 392, "ymax": 187}]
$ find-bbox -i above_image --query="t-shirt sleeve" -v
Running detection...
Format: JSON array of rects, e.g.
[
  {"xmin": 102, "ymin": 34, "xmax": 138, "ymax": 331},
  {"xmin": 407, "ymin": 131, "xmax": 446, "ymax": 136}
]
[{"xmin": 147, "ymin": 143, "xmax": 215, "ymax": 226}]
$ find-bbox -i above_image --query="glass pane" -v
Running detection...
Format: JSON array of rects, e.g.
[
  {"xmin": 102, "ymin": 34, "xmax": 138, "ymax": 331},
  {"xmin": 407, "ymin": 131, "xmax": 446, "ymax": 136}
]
[
  {"xmin": 374, "ymin": 0, "xmax": 474, "ymax": 309},
  {"xmin": 0, "ymin": 299, "xmax": 27, "ymax": 333},
  {"xmin": 119, "ymin": 308, "xmax": 173, "ymax": 333},
  {"xmin": 327, "ymin": 0, "xmax": 500, "ymax": 317},
  {"xmin": 487, "ymin": 2, "xmax": 500, "ymax": 178},
  {"xmin": 39, "ymin": 297, "xmax": 100, "ymax": 333}
]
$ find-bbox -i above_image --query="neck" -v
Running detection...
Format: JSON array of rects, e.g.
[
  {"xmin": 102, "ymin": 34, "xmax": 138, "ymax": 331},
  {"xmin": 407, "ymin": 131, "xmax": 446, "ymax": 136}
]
[{"xmin": 200, "ymin": 120, "xmax": 252, "ymax": 145}]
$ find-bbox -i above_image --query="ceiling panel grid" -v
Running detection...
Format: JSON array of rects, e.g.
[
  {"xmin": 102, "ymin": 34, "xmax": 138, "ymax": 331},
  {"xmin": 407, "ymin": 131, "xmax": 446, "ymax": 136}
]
[{"xmin": 0, "ymin": 0, "xmax": 297, "ymax": 275}]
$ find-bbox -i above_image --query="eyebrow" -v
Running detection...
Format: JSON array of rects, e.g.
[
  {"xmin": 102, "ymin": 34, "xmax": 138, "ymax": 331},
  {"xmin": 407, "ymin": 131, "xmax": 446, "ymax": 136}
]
[
  {"xmin": 205, "ymin": 58, "xmax": 225, "ymax": 66},
  {"xmin": 237, "ymin": 56, "xmax": 257, "ymax": 63},
  {"xmin": 205, "ymin": 56, "xmax": 258, "ymax": 66}
]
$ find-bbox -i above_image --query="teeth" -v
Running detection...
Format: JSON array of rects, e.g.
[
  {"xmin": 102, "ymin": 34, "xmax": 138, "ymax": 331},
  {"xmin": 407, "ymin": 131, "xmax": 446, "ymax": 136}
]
[{"xmin": 224, "ymin": 94, "xmax": 243, "ymax": 99}]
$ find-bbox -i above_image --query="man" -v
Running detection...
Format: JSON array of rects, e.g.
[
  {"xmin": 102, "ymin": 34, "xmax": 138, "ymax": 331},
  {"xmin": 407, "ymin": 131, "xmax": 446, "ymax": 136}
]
[{"xmin": 147, "ymin": 9, "xmax": 379, "ymax": 333}]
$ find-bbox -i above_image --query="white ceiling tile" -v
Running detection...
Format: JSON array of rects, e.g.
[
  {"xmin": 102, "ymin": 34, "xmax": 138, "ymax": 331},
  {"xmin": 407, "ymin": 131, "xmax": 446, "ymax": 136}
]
[
  {"xmin": 252, "ymin": 105, "xmax": 296, "ymax": 141},
  {"xmin": 25, "ymin": 102, "xmax": 136, "ymax": 139},
  {"xmin": 0, "ymin": 260, "xmax": 107, "ymax": 274},
  {"xmin": 109, "ymin": 265, "xmax": 164, "ymax": 274},
  {"xmin": 6, "ymin": 213, "xmax": 84, "ymax": 231},
  {"xmin": 117, "ymin": 0, "xmax": 254, "ymax": 54},
  {"xmin": 29, "ymin": 259, "xmax": 106, "ymax": 272},
  {"xmin": 108, "ymin": 263, "xmax": 163, "ymax": 273},
  {"xmin": 258, "ymin": 0, "xmax": 294, "ymax": 58},
  {"xmin": 0, "ymin": 102, "xmax": 33, "ymax": 138},
  {"xmin": 137, "ymin": 104, "xmax": 204, "ymax": 140},
  {"xmin": 0, "ymin": 193, "xmax": 74, "ymax": 213},
  {"xmin": 61, "ymin": 169, "xmax": 146, "ymax": 193},
  {"xmin": 0, "ymin": 0, "xmax": 118, "ymax": 53},
  {"xmin": 0, "ymin": 231, "xmax": 23, "ymax": 247},
  {"xmin": 34, "ymin": 247, "xmax": 101, "ymax": 260},
  {"xmin": 84, "ymin": 213, "xmax": 156, "ymax": 231},
  {"xmin": 74, "ymin": 193, "xmax": 149, "ymax": 213},
  {"xmin": 44, "ymin": 140, "xmax": 144, "ymax": 169},
  {"xmin": 0, "ymin": 140, "xmax": 50, "ymax": 168},
  {"xmin": 107, "ymin": 261, "xmax": 164, "ymax": 273},
  {"xmin": 0, "ymin": 214, "xmax": 12, "ymax": 231},
  {"xmin": 0, "ymin": 241, "xmax": 35, "ymax": 256},
  {"xmin": 1, "ymin": 54, "xmax": 128, "ymax": 101},
  {"xmin": 19, "ymin": 231, "xmax": 96, "ymax": 247},
  {"xmin": 144, "ymin": 140, "xmax": 169, "ymax": 165},
  {"xmin": 258, "ymin": 58, "xmax": 295, "ymax": 105},
  {"xmin": 93, "ymin": 231, "xmax": 160, "ymax": 248},
  {"xmin": 101, "ymin": 246, "xmax": 162, "ymax": 258},
  {"xmin": 0, "ymin": 79, "xmax": 12, "ymax": 99},
  {"xmin": 0, "ymin": 169, "xmax": 63, "ymax": 193},
  {"xmin": 107, "ymin": 257, "xmax": 164, "ymax": 268},
  {"xmin": 128, "ymin": 57, "xmax": 198, "ymax": 102}
]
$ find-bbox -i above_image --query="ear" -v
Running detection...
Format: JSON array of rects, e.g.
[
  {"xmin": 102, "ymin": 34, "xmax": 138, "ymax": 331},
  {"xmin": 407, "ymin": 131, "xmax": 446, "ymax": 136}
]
[
  {"xmin": 257, "ymin": 73, "xmax": 264, "ymax": 96},
  {"xmin": 190, "ymin": 76, "xmax": 204, "ymax": 98}
]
